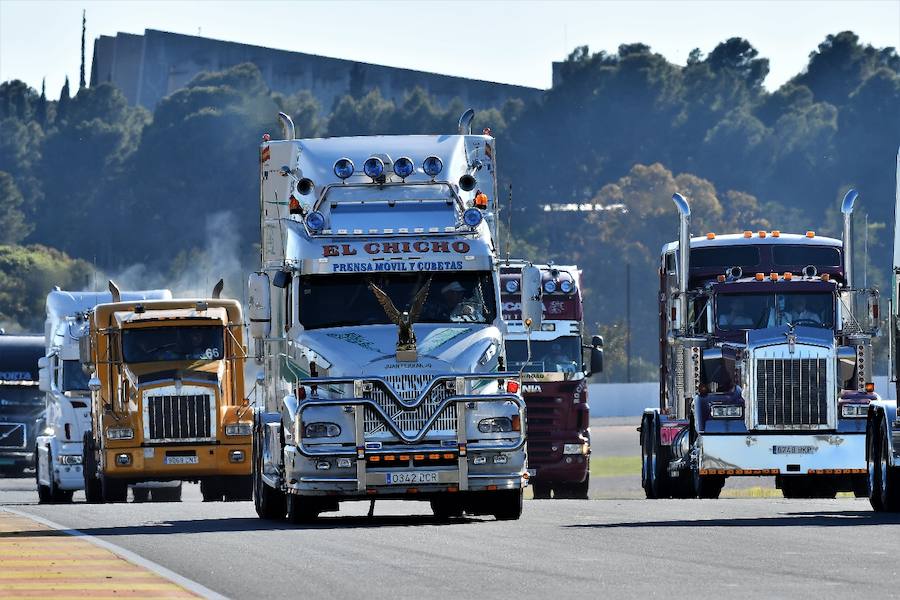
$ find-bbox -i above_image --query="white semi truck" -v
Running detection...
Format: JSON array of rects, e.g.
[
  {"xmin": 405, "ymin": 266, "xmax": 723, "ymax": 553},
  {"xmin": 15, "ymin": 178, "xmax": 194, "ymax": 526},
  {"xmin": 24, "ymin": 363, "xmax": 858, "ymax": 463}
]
[
  {"xmin": 248, "ymin": 110, "xmax": 531, "ymax": 522},
  {"xmin": 35, "ymin": 289, "xmax": 171, "ymax": 502}
]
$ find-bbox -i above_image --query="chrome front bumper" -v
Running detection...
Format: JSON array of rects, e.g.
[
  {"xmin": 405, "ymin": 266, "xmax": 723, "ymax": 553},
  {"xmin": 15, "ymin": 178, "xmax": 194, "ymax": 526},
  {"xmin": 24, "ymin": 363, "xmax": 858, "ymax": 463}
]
[{"xmin": 699, "ymin": 432, "xmax": 865, "ymax": 474}]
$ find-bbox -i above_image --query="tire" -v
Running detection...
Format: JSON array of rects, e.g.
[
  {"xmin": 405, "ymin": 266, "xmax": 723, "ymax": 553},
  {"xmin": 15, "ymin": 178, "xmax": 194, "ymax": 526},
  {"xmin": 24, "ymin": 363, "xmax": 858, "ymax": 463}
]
[
  {"xmin": 151, "ymin": 485, "xmax": 182, "ymax": 502},
  {"xmin": 36, "ymin": 446, "xmax": 52, "ymax": 503},
  {"xmin": 253, "ymin": 429, "xmax": 286, "ymax": 520},
  {"xmin": 101, "ymin": 475, "xmax": 128, "ymax": 503},
  {"xmin": 555, "ymin": 476, "xmax": 590, "ymax": 500},
  {"xmin": 531, "ymin": 481, "xmax": 552, "ymax": 499},
  {"xmin": 868, "ymin": 417, "xmax": 885, "ymax": 511},
  {"xmin": 641, "ymin": 414, "xmax": 668, "ymax": 499},
  {"xmin": 878, "ymin": 418, "xmax": 900, "ymax": 512},
  {"xmin": 430, "ymin": 495, "xmax": 464, "ymax": 520},
  {"xmin": 693, "ymin": 468, "xmax": 725, "ymax": 499},
  {"xmin": 223, "ymin": 476, "xmax": 253, "ymax": 501},
  {"xmin": 132, "ymin": 487, "xmax": 150, "ymax": 503},
  {"xmin": 82, "ymin": 434, "xmax": 102, "ymax": 504},
  {"xmin": 492, "ymin": 488, "xmax": 523, "ymax": 521},
  {"xmin": 201, "ymin": 479, "xmax": 224, "ymax": 502},
  {"xmin": 780, "ymin": 477, "xmax": 835, "ymax": 499},
  {"xmin": 286, "ymin": 493, "xmax": 321, "ymax": 524}
]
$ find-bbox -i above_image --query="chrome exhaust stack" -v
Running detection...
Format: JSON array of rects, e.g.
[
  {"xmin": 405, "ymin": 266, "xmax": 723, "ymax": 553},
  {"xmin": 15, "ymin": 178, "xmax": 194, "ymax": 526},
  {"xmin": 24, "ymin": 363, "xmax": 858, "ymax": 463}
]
[
  {"xmin": 672, "ymin": 193, "xmax": 691, "ymax": 334},
  {"xmin": 458, "ymin": 108, "xmax": 475, "ymax": 135},
  {"xmin": 277, "ymin": 112, "xmax": 295, "ymax": 140},
  {"xmin": 841, "ymin": 188, "xmax": 859, "ymax": 288}
]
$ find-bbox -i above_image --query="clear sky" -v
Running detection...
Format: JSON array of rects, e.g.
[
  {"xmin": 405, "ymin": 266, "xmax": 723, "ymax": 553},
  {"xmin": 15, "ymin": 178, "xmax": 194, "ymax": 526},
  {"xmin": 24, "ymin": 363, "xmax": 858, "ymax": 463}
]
[{"xmin": 1, "ymin": 0, "xmax": 898, "ymax": 100}]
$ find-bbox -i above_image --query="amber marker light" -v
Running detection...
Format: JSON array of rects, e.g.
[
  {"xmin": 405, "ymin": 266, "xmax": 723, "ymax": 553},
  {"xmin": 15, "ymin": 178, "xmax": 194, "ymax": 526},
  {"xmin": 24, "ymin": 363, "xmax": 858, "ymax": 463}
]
[
  {"xmin": 706, "ymin": 232, "xmax": 716, "ymax": 239},
  {"xmin": 743, "ymin": 231, "xmax": 753, "ymax": 238},
  {"xmin": 866, "ymin": 382, "xmax": 875, "ymax": 393},
  {"xmin": 474, "ymin": 192, "xmax": 489, "ymax": 209},
  {"xmin": 755, "ymin": 273, "xmax": 765, "ymax": 281},
  {"xmin": 806, "ymin": 231, "xmax": 816, "ymax": 238}
]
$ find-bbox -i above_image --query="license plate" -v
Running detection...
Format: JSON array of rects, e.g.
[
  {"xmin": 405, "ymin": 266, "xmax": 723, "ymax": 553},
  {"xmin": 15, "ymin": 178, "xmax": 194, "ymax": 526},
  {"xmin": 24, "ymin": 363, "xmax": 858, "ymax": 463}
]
[
  {"xmin": 164, "ymin": 456, "xmax": 199, "ymax": 465},
  {"xmin": 385, "ymin": 471, "xmax": 439, "ymax": 485},
  {"xmin": 772, "ymin": 445, "xmax": 817, "ymax": 455}
]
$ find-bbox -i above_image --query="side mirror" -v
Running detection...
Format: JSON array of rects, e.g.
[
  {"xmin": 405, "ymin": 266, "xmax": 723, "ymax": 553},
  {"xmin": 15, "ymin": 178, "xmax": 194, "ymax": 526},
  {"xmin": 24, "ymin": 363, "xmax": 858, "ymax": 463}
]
[
  {"xmin": 88, "ymin": 376, "xmax": 101, "ymax": 392},
  {"xmin": 592, "ymin": 335, "xmax": 604, "ymax": 348},
  {"xmin": 38, "ymin": 356, "xmax": 51, "ymax": 392},
  {"xmin": 520, "ymin": 265, "xmax": 543, "ymax": 331},
  {"xmin": 248, "ymin": 272, "xmax": 272, "ymax": 339},
  {"xmin": 589, "ymin": 347, "xmax": 604, "ymax": 375},
  {"xmin": 272, "ymin": 270, "xmax": 291, "ymax": 289}
]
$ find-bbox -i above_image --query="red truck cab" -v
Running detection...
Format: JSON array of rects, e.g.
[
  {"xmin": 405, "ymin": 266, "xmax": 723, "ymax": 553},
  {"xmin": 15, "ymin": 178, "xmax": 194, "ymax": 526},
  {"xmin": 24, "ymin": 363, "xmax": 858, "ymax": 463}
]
[{"xmin": 501, "ymin": 262, "xmax": 594, "ymax": 499}]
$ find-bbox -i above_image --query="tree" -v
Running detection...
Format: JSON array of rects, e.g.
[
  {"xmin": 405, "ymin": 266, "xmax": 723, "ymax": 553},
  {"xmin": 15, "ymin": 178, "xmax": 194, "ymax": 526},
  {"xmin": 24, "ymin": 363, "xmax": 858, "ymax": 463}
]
[{"xmin": 0, "ymin": 172, "xmax": 30, "ymax": 244}]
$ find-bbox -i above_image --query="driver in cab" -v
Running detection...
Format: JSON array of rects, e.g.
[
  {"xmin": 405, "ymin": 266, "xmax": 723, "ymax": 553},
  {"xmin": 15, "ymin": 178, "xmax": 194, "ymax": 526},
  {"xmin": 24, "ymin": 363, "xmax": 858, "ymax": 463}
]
[
  {"xmin": 717, "ymin": 297, "xmax": 755, "ymax": 330},
  {"xmin": 785, "ymin": 296, "xmax": 823, "ymax": 327}
]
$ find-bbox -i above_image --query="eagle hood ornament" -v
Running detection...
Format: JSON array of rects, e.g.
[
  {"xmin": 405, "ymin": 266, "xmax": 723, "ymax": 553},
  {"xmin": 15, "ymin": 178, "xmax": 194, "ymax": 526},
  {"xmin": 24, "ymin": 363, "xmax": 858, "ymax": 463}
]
[{"xmin": 367, "ymin": 276, "xmax": 432, "ymax": 362}]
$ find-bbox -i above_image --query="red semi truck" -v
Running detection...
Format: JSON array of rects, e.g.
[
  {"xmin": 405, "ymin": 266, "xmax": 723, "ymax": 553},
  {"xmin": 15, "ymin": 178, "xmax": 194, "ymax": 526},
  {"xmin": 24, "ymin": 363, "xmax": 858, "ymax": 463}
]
[{"xmin": 501, "ymin": 262, "xmax": 602, "ymax": 499}]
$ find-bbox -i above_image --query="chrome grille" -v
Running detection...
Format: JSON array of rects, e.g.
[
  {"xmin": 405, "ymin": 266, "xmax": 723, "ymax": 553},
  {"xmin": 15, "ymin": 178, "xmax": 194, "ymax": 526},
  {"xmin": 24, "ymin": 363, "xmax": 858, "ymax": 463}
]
[
  {"xmin": 755, "ymin": 358, "xmax": 828, "ymax": 428},
  {"xmin": 364, "ymin": 375, "xmax": 457, "ymax": 437},
  {"xmin": 0, "ymin": 423, "xmax": 25, "ymax": 448},
  {"xmin": 146, "ymin": 394, "xmax": 213, "ymax": 441}
]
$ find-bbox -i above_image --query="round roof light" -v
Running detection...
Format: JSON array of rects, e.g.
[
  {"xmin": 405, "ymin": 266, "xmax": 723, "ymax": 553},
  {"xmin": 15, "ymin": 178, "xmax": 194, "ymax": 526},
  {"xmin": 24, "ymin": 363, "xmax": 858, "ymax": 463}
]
[
  {"xmin": 363, "ymin": 157, "xmax": 385, "ymax": 179},
  {"xmin": 306, "ymin": 210, "xmax": 326, "ymax": 231},
  {"xmin": 423, "ymin": 156, "xmax": 443, "ymax": 177},
  {"xmin": 505, "ymin": 280, "xmax": 519, "ymax": 294},
  {"xmin": 544, "ymin": 280, "xmax": 557, "ymax": 294},
  {"xmin": 393, "ymin": 156, "xmax": 414, "ymax": 179},
  {"xmin": 333, "ymin": 158, "xmax": 354, "ymax": 180},
  {"xmin": 560, "ymin": 280, "xmax": 574, "ymax": 294},
  {"xmin": 463, "ymin": 207, "xmax": 483, "ymax": 228}
]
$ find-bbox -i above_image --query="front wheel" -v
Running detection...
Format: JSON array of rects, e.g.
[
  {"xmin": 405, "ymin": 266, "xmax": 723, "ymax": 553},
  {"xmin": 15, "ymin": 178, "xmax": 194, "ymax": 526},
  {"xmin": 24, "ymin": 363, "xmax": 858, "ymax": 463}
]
[
  {"xmin": 492, "ymin": 489, "xmax": 523, "ymax": 521},
  {"xmin": 151, "ymin": 484, "xmax": 182, "ymax": 502},
  {"xmin": 693, "ymin": 468, "xmax": 725, "ymax": 499},
  {"xmin": 877, "ymin": 417, "xmax": 900, "ymax": 511},
  {"xmin": 430, "ymin": 496, "xmax": 464, "ymax": 520},
  {"xmin": 82, "ymin": 434, "xmax": 102, "ymax": 504},
  {"xmin": 253, "ymin": 430, "xmax": 286, "ymax": 520},
  {"xmin": 200, "ymin": 479, "xmax": 223, "ymax": 502},
  {"xmin": 100, "ymin": 475, "xmax": 128, "ymax": 503},
  {"xmin": 641, "ymin": 413, "xmax": 667, "ymax": 499},
  {"xmin": 286, "ymin": 493, "xmax": 321, "ymax": 524}
]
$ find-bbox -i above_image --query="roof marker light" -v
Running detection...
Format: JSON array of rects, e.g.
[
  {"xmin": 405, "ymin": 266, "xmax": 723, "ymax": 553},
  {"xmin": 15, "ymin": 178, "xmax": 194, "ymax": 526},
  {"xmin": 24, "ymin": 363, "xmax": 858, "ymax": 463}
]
[
  {"xmin": 393, "ymin": 156, "xmax": 414, "ymax": 179},
  {"xmin": 463, "ymin": 207, "xmax": 483, "ymax": 228},
  {"xmin": 706, "ymin": 232, "xmax": 715, "ymax": 239},
  {"xmin": 822, "ymin": 273, "xmax": 831, "ymax": 282},
  {"xmin": 759, "ymin": 231, "xmax": 767, "ymax": 238},
  {"xmin": 717, "ymin": 274, "xmax": 726, "ymax": 282},
  {"xmin": 306, "ymin": 211, "xmax": 326, "ymax": 231},
  {"xmin": 423, "ymin": 156, "xmax": 443, "ymax": 177},
  {"xmin": 334, "ymin": 158, "xmax": 354, "ymax": 179},
  {"xmin": 806, "ymin": 231, "xmax": 816, "ymax": 238},
  {"xmin": 363, "ymin": 157, "xmax": 385, "ymax": 179},
  {"xmin": 772, "ymin": 230, "xmax": 781, "ymax": 237},
  {"xmin": 783, "ymin": 272, "xmax": 793, "ymax": 280},
  {"xmin": 755, "ymin": 273, "xmax": 765, "ymax": 281},
  {"xmin": 743, "ymin": 231, "xmax": 753, "ymax": 238},
  {"xmin": 474, "ymin": 192, "xmax": 489, "ymax": 209},
  {"xmin": 770, "ymin": 272, "xmax": 778, "ymax": 281}
]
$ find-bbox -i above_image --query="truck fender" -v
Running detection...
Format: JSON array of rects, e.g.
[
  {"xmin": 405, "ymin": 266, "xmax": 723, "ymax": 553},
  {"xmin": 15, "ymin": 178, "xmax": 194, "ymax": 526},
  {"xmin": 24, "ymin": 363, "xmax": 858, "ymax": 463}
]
[
  {"xmin": 868, "ymin": 400, "xmax": 897, "ymax": 468},
  {"xmin": 254, "ymin": 408, "xmax": 283, "ymax": 476},
  {"xmin": 639, "ymin": 408, "xmax": 661, "ymax": 446}
]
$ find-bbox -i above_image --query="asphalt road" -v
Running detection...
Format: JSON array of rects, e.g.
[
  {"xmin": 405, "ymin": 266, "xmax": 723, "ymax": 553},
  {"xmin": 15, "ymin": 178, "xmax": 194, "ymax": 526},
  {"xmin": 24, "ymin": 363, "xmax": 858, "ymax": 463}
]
[{"xmin": 2, "ymin": 472, "xmax": 899, "ymax": 600}]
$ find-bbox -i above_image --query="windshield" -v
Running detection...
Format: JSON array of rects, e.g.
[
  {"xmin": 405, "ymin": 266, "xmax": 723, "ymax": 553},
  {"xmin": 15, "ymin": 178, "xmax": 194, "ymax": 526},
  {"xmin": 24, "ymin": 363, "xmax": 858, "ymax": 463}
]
[
  {"xmin": 505, "ymin": 337, "xmax": 582, "ymax": 373},
  {"xmin": 62, "ymin": 360, "xmax": 90, "ymax": 392},
  {"xmin": 0, "ymin": 386, "xmax": 43, "ymax": 410},
  {"xmin": 121, "ymin": 326, "xmax": 225, "ymax": 363},
  {"xmin": 716, "ymin": 292, "xmax": 835, "ymax": 331},
  {"xmin": 299, "ymin": 272, "xmax": 497, "ymax": 330}
]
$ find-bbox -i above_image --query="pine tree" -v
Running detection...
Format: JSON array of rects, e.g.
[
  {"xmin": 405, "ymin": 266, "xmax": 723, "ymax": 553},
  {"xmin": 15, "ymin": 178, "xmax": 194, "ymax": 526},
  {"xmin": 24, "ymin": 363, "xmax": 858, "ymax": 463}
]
[
  {"xmin": 57, "ymin": 76, "xmax": 71, "ymax": 123},
  {"xmin": 79, "ymin": 10, "xmax": 86, "ymax": 89}
]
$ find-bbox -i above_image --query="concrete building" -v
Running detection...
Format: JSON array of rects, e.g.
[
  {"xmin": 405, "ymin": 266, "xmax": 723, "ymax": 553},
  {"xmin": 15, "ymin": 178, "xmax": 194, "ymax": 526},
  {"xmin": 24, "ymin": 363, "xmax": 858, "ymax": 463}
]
[{"xmin": 90, "ymin": 29, "xmax": 542, "ymax": 112}]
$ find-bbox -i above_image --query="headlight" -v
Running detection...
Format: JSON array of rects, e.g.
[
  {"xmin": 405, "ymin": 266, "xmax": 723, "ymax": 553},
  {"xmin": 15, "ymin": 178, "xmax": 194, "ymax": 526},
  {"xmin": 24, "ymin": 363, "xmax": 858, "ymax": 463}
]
[
  {"xmin": 710, "ymin": 405, "xmax": 742, "ymax": 419},
  {"xmin": 423, "ymin": 156, "xmax": 443, "ymax": 177},
  {"xmin": 505, "ymin": 280, "xmax": 519, "ymax": 293},
  {"xmin": 225, "ymin": 423, "xmax": 252, "ymax": 436},
  {"xmin": 393, "ymin": 156, "xmax": 415, "ymax": 179},
  {"xmin": 57, "ymin": 454, "xmax": 83, "ymax": 465},
  {"xmin": 478, "ymin": 417, "xmax": 513, "ymax": 433},
  {"xmin": 563, "ymin": 443, "xmax": 589, "ymax": 455},
  {"xmin": 333, "ymin": 157, "xmax": 354, "ymax": 179},
  {"xmin": 363, "ymin": 156, "xmax": 385, "ymax": 179},
  {"xmin": 304, "ymin": 422, "xmax": 341, "ymax": 438},
  {"xmin": 840, "ymin": 404, "xmax": 868, "ymax": 418},
  {"xmin": 560, "ymin": 280, "xmax": 574, "ymax": 294},
  {"xmin": 463, "ymin": 207, "xmax": 483, "ymax": 227},
  {"xmin": 106, "ymin": 427, "xmax": 134, "ymax": 440},
  {"xmin": 544, "ymin": 280, "xmax": 557, "ymax": 293}
]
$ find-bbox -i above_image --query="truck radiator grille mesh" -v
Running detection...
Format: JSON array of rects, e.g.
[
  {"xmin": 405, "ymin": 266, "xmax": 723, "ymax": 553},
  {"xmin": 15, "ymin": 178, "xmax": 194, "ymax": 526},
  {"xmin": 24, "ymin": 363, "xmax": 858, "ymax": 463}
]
[
  {"xmin": 755, "ymin": 358, "xmax": 828, "ymax": 428},
  {"xmin": 0, "ymin": 423, "xmax": 25, "ymax": 448},
  {"xmin": 146, "ymin": 394, "xmax": 213, "ymax": 441},
  {"xmin": 364, "ymin": 375, "xmax": 457, "ymax": 437}
]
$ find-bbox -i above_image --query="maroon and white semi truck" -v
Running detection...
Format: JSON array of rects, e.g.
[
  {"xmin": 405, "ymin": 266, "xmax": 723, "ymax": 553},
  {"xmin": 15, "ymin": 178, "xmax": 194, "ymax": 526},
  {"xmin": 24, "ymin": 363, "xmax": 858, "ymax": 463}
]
[
  {"xmin": 642, "ymin": 191, "xmax": 879, "ymax": 499},
  {"xmin": 501, "ymin": 262, "xmax": 603, "ymax": 499}
]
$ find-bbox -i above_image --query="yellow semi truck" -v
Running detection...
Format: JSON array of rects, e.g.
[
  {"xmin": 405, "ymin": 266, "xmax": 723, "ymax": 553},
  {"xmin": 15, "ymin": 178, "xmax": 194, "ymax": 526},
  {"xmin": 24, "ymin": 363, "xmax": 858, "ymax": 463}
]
[{"xmin": 81, "ymin": 281, "xmax": 252, "ymax": 502}]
